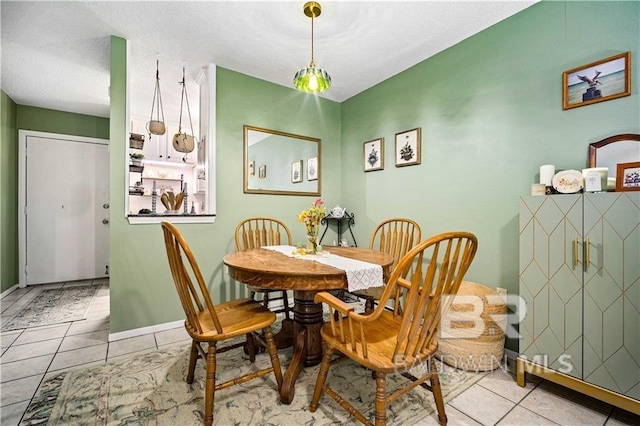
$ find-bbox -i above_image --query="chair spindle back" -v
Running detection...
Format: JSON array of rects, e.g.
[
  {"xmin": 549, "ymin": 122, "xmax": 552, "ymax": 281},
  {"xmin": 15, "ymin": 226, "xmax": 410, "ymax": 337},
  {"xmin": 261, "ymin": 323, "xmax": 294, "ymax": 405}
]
[
  {"xmin": 235, "ymin": 217, "xmax": 292, "ymax": 251},
  {"xmin": 369, "ymin": 218, "xmax": 421, "ymax": 276},
  {"xmin": 392, "ymin": 232, "xmax": 478, "ymax": 359},
  {"xmin": 162, "ymin": 221, "xmax": 222, "ymax": 335}
]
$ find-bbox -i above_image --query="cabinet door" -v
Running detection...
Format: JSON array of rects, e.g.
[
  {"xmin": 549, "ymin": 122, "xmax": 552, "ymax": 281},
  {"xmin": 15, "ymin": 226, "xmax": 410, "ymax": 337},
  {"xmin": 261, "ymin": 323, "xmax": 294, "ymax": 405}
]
[
  {"xmin": 519, "ymin": 195, "xmax": 583, "ymax": 378},
  {"xmin": 583, "ymin": 192, "xmax": 640, "ymax": 399}
]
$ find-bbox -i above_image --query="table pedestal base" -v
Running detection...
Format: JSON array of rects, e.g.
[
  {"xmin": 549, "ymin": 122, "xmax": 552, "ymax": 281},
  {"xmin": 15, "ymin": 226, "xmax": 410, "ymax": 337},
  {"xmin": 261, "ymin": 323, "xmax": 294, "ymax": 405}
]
[{"xmin": 280, "ymin": 290, "xmax": 324, "ymax": 404}]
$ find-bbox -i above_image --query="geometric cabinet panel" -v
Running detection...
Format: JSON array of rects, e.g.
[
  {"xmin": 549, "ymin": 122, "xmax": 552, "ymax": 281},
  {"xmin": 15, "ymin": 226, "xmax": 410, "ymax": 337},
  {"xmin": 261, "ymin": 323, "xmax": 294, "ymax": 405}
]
[
  {"xmin": 519, "ymin": 195, "xmax": 582, "ymax": 378},
  {"xmin": 519, "ymin": 192, "xmax": 640, "ymax": 398},
  {"xmin": 583, "ymin": 192, "xmax": 640, "ymax": 398}
]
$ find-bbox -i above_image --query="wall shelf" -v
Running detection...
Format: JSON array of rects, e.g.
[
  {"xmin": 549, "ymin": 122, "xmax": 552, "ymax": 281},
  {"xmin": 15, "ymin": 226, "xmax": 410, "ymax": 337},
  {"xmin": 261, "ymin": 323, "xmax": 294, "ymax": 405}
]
[
  {"xmin": 319, "ymin": 211, "xmax": 357, "ymax": 247},
  {"xmin": 141, "ymin": 176, "xmax": 183, "ymax": 182}
]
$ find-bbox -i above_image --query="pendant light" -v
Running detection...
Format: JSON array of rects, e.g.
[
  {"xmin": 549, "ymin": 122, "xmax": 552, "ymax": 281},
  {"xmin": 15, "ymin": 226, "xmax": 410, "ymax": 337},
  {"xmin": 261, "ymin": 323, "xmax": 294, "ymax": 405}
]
[
  {"xmin": 147, "ymin": 60, "xmax": 166, "ymax": 137},
  {"xmin": 293, "ymin": 2, "xmax": 331, "ymax": 94}
]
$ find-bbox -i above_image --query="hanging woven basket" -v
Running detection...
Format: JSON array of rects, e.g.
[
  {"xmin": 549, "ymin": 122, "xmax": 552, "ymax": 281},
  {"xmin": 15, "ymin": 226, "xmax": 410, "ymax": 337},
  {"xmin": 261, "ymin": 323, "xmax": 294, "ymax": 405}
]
[{"xmin": 172, "ymin": 132, "xmax": 195, "ymax": 153}]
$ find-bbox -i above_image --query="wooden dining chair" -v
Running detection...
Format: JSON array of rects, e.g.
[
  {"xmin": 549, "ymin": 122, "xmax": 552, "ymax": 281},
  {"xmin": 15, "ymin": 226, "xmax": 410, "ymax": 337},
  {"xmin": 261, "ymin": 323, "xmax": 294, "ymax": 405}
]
[
  {"xmin": 310, "ymin": 231, "xmax": 478, "ymax": 426},
  {"xmin": 352, "ymin": 218, "xmax": 422, "ymax": 313},
  {"xmin": 234, "ymin": 217, "xmax": 293, "ymax": 321},
  {"xmin": 161, "ymin": 221, "xmax": 283, "ymax": 426}
]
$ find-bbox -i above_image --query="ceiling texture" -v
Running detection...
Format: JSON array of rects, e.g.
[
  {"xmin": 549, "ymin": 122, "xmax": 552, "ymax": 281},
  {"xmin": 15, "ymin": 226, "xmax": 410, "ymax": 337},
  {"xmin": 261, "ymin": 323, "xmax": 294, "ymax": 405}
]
[{"xmin": 1, "ymin": 1, "xmax": 536, "ymax": 124}]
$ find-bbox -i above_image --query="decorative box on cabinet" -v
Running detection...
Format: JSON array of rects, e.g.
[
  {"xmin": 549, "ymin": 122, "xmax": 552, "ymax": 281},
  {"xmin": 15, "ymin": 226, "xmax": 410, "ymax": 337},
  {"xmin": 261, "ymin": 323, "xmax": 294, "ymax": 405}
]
[{"xmin": 517, "ymin": 193, "xmax": 640, "ymax": 415}]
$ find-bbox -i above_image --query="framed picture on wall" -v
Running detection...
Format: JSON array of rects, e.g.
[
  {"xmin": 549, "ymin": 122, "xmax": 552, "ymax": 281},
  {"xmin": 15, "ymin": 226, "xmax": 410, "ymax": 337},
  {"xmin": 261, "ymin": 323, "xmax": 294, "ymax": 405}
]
[
  {"xmin": 363, "ymin": 138, "xmax": 384, "ymax": 172},
  {"xmin": 616, "ymin": 161, "xmax": 640, "ymax": 192},
  {"xmin": 258, "ymin": 164, "xmax": 266, "ymax": 179},
  {"xmin": 248, "ymin": 160, "xmax": 255, "ymax": 176},
  {"xmin": 307, "ymin": 157, "xmax": 318, "ymax": 181},
  {"xmin": 562, "ymin": 51, "xmax": 631, "ymax": 110},
  {"xmin": 291, "ymin": 160, "xmax": 303, "ymax": 183},
  {"xmin": 395, "ymin": 128, "xmax": 421, "ymax": 167}
]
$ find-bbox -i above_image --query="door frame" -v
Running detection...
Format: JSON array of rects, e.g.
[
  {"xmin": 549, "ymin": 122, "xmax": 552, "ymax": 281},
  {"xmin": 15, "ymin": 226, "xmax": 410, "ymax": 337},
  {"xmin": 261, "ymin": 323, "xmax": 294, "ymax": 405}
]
[{"xmin": 18, "ymin": 130, "xmax": 110, "ymax": 287}]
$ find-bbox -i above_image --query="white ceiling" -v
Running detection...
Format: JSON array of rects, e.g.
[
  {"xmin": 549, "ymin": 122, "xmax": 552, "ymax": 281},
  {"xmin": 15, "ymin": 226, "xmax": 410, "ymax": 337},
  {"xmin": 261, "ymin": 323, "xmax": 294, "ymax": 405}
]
[{"xmin": 1, "ymin": 1, "xmax": 536, "ymax": 124}]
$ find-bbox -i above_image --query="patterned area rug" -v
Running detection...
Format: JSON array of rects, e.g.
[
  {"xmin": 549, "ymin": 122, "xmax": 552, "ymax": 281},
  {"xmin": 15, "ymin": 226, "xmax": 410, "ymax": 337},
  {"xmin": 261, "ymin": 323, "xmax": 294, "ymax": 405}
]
[
  {"xmin": 1, "ymin": 285, "xmax": 99, "ymax": 331},
  {"xmin": 22, "ymin": 336, "xmax": 487, "ymax": 425}
]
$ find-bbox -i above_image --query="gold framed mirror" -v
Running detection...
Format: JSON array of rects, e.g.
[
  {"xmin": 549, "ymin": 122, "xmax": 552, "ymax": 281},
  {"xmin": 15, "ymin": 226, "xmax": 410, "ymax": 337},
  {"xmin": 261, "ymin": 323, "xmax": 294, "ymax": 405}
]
[
  {"xmin": 588, "ymin": 133, "xmax": 640, "ymax": 179},
  {"xmin": 244, "ymin": 125, "xmax": 321, "ymax": 196}
]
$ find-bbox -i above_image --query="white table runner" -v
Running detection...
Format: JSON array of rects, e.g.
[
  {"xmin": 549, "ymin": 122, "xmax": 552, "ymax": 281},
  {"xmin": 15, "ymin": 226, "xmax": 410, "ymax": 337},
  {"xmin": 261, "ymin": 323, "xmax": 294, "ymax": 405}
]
[{"xmin": 262, "ymin": 245, "xmax": 384, "ymax": 292}]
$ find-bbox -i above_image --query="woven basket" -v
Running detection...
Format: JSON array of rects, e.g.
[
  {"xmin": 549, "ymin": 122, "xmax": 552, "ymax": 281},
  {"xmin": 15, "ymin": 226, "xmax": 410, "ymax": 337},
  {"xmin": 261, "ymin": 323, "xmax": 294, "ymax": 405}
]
[{"xmin": 436, "ymin": 281, "xmax": 507, "ymax": 371}]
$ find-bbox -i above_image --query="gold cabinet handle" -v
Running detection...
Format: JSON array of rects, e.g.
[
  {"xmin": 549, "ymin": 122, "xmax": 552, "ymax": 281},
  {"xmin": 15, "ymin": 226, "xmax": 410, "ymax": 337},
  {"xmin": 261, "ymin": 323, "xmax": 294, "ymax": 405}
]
[
  {"xmin": 573, "ymin": 237, "xmax": 579, "ymax": 268},
  {"xmin": 585, "ymin": 237, "xmax": 590, "ymax": 270}
]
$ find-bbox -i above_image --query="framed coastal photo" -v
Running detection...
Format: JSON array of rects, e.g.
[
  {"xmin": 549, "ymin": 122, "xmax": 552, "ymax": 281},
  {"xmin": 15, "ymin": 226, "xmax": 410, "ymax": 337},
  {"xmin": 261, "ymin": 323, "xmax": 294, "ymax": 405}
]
[
  {"xmin": 291, "ymin": 160, "xmax": 303, "ymax": 183},
  {"xmin": 258, "ymin": 164, "xmax": 266, "ymax": 179},
  {"xmin": 395, "ymin": 128, "xmax": 421, "ymax": 167},
  {"xmin": 616, "ymin": 161, "xmax": 640, "ymax": 192},
  {"xmin": 563, "ymin": 51, "xmax": 631, "ymax": 110},
  {"xmin": 363, "ymin": 138, "xmax": 384, "ymax": 172},
  {"xmin": 307, "ymin": 157, "xmax": 318, "ymax": 181}
]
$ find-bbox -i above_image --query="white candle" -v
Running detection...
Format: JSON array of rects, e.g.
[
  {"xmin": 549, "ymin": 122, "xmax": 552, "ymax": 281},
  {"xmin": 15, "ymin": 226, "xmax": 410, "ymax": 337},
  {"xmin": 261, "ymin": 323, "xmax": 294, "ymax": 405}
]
[
  {"xmin": 183, "ymin": 182, "xmax": 187, "ymax": 193},
  {"xmin": 540, "ymin": 165, "xmax": 555, "ymax": 186},
  {"xmin": 152, "ymin": 180, "xmax": 157, "ymax": 192}
]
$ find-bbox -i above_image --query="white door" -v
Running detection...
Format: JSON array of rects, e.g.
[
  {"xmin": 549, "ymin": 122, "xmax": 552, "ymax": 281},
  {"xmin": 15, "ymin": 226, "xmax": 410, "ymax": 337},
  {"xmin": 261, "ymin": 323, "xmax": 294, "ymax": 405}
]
[{"xmin": 25, "ymin": 135, "xmax": 109, "ymax": 284}]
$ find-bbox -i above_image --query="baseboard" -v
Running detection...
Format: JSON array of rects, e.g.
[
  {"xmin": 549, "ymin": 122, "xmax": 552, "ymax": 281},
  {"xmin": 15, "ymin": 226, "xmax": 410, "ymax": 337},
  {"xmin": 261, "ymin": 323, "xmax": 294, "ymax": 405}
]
[
  {"xmin": 0, "ymin": 284, "xmax": 19, "ymax": 299},
  {"xmin": 108, "ymin": 319, "xmax": 184, "ymax": 342}
]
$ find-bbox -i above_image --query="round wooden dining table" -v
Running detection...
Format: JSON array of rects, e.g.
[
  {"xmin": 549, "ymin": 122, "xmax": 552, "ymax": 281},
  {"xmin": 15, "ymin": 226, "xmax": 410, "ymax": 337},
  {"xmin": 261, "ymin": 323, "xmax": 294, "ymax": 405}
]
[{"xmin": 222, "ymin": 246, "xmax": 393, "ymax": 404}]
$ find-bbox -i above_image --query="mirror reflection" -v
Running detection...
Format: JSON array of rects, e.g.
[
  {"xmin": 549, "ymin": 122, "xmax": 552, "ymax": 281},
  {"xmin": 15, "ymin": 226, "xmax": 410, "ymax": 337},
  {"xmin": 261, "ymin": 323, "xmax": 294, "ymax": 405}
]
[
  {"xmin": 589, "ymin": 134, "xmax": 640, "ymax": 178},
  {"xmin": 244, "ymin": 125, "xmax": 321, "ymax": 196}
]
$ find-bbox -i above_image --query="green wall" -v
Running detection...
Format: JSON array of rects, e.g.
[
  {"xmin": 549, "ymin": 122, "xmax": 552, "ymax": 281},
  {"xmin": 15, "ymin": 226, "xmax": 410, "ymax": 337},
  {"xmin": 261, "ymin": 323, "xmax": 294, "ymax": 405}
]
[
  {"xmin": 1, "ymin": 91, "xmax": 18, "ymax": 291},
  {"xmin": 17, "ymin": 105, "xmax": 109, "ymax": 139},
  {"xmin": 108, "ymin": 53, "xmax": 342, "ymax": 332},
  {"xmin": 341, "ymin": 1, "xmax": 639, "ymax": 350}
]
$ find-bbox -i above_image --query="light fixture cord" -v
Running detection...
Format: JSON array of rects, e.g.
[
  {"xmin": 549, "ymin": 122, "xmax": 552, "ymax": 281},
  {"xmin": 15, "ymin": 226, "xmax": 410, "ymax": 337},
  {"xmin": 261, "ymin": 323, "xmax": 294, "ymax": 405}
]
[{"xmin": 310, "ymin": 12, "xmax": 315, "ymax": 66}]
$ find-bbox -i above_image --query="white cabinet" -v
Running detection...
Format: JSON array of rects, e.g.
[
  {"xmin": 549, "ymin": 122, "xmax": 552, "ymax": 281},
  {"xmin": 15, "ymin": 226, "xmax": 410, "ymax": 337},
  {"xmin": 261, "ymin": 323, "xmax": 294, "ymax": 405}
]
[{"xmin": 130, "ymin": 117, "xmax": 196, "ymax": 164}]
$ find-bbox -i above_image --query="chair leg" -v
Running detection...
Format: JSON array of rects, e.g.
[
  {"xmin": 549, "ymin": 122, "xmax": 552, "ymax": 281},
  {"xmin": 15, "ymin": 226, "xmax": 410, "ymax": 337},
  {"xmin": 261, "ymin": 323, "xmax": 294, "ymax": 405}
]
[
  {"xmin": 187, "ymin": 340, "xmax": 198, "ymax": 384},
  {"xmin": 364, "ymin": 297, "xmax": 375, "ymax": 314},
  {"xmin": 204, "ymin": 343, "xmax": 217, "ymax": 426},
  {"xmin": 310, "ymin": 345, "xmax": 335, "ymax": 412},
  {"xmin": 374, "ymin": 371, "xmax": 387, "ymax": 426},
  {"xmin": 262, "ymin": 326, "xmax": 283, "ymax": 389},
  {"xmin": 246, "ymin": 332, "xmax": 256, "ymax": 363},
  {"xmin": 429, "ymin": 358, "xmax": 447, "ymax": 425},
  {"xmin": 262, "ymin": 291, "xmax": 270, "ymax": 308},
  {"xmin": 281, "ymin": 291, "xmax": 290, "ymax": 320}
]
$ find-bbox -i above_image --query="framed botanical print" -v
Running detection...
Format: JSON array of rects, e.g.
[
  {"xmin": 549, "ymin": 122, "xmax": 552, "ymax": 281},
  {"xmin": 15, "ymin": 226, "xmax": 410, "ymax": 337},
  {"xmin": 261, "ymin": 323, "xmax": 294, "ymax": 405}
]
[
  {"xmin": 307, "ymin": 157, "xmax": 318, "ymax": 181},
  {"xmin": 395, "ymin": 128, "xmax": 421, "ymax": 167},
  {"xmin": 291, "ymin": 160, "xmax": 303, "ymax": 183},
  {"xmin": 363, "ymin": 138, "xmax": 384, "ymax": 172}
]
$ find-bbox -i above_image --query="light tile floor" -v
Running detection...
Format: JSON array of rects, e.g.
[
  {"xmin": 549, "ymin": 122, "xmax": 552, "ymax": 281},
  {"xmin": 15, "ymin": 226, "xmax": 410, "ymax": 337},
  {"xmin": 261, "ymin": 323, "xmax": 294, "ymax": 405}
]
[{"xmin": 1, "ymin": 281, "xmax": 639, "ymax": 425}]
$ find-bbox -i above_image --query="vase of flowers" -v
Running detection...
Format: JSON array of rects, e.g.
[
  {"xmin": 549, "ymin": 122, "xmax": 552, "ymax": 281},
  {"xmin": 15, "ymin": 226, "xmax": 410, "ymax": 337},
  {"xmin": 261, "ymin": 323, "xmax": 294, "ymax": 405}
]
[{"xmin": 298, "ymin": 198, "xmax": 326, "ymax": 254}]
